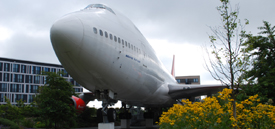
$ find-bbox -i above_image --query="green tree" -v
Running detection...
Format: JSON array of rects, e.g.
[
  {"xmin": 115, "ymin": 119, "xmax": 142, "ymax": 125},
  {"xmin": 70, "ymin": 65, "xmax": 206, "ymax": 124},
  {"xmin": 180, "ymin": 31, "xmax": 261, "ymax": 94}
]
[
  {"xmin": 205, "ymin": 0, "xmax": 249, "ymax": 119},
  {"xmin": 241, "ymin": 21, "xmax": 275, "ymax": 103},
  {"xmin": 35, "ymin": 72, "xmax": 77, "ymax": 129},
  {"xmin": 0, "ymin": 97, "xmax": 23, "ymax": 123}
]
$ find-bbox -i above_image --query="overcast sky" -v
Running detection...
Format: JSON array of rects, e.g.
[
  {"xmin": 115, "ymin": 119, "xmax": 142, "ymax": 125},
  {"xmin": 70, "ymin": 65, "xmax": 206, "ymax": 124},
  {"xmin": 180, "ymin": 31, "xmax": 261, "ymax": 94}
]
[{"xmin": 0, "ymin": 0, "xmax": 274, "ymax": 86}]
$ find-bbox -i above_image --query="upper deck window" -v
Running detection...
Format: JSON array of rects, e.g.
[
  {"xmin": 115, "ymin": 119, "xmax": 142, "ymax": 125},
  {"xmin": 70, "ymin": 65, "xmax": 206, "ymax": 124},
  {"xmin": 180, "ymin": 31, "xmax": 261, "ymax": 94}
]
[{"xmin": 85, "ymin": 4, "xmax": 115, "ymax": 15}]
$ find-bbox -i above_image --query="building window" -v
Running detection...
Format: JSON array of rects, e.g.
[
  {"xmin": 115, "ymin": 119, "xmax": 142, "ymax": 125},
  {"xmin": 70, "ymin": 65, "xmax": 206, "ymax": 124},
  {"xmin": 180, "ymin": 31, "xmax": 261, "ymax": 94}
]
[
  {"xmin": 70, "ymin": 79, "xmax": 75, "ymax": 85},
  {"xmin": 74, "ymin": 88, "xmax": 83, "ymax": 92},
  {"xmin": 61, "ymin": 69, "xmax": 69, "ymax": 77},
  {"xmin": 10, "ymin": 84, "xmax": 17, "ymax": 92},
  {"xmin": 93, "ymin": 27, "xmax": 97, "ymax": 34},
  {"xmin": 44, "ymin": 67, "xmax": 50, "ymax": 72},
  {"xmin": 0, "ymin": 62, "xmax": 2, "ymax": 71},
  {"xmin": 15, "ymin": 74, "xmax": 24, "ymax": 83},
  {"xmin": 13, "ymin": 64, "xmax": 20, "ymax": 72},
  {"xmin": 51, "ymin": 68, "xmax": 56, "ymax": 73},
  {"xmin": 17, "ymin": 84, "xmax": 23, "ymax": 93},
  {"xmin": 0, "ymin": 83, "xmax": 7, "ymax": 92},
  {"xmin": 19, "ymin": 94, "xmax": 27, "ymax": 102},
  {"xmin": 15, "ymin": 94, "xmax": 27, "ymax": 102},
  {"xmin": 27, "ymin": 66, "xmax": 31, "ymax": 74},
  {"xmin": 34, "ymin": 76, "xmax": 40, "ymax": 84},
  {"xmin": 0, "ymin": 93, "xmax": 5, "ymax": 102},
  {"xmin": 30, "ymin": 85, "xmax": 38, "ymax": 93},
  {"xmin": 3, "ymin": 73, "xmax": 9, "ymax": 82},
  {"xmin": 25, "ymin": 85, "xmax": 29, "ymax": 93},
  {"xmin": 21, "ymin": 65, "xmax": 26, "ymax": 73},
  {"xmin": 75, "ymin": 82, "xmax": 80, "ymax": 86},
  {"xmin": 29, "ymin": 95, "xmax": 35, "ymax": 103},
  {"xmin": 32, "ymin": 66, "xmax": 35, "ymax": 74},
  {"xmin": 0, "ymin": 72, "xmax": 2, "ymax": 81},
  {"xmin": 32, "ymin": 66, "xmax": 41, "ymax": 74},
  {"xmin": 36, "ymin": 67, "xmax": 41, "ymax": 74},
  {"xmin": 4, "ymin": 63, "xmax": 10, "ymax": 72},
  {"xmin": 25, "ymin": 75, "xmax": 32, "ymax": 83}
]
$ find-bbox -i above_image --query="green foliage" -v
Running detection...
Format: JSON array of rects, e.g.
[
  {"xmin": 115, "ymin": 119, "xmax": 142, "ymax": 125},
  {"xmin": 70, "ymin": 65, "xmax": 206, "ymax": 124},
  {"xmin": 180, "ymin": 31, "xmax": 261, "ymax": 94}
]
[
  {"xmin": 21, "ymin": 118, "xmax": 35, "ymax": 128},
  {"xmin": 159, "ymin": 89, "xmax": 275, "ymax": 129},
  {"xmin": 21, "ymin": 102, "xmax": 39, "ymax": 117},
  {"xmin": 205, "ymin": 0, "xmax": 249, "ymax": 120},
  {"xmin": 241, "ymin": 21, "xmax": 275, "ymax": 104},
  {"xmin": 207, "ymin": 0, "xmax": 247, "ymax": 87},
  {"xmin": 0, "ymin": 97, "xmax": 23, "ymax": 124},
  {"xmin": 34, "ymin": 121, "xmax": 48, "ymax": 128},
  {"xmin": 35, "ymin": 72, "xmax": 77, "ymax": 129},
  {"xmin": 0, "ymin": 118, "xmax": 20, "ymax": 129},
  {"xmin": 76, "ymin": 107, "xmax": 97, "ymax": 127}
]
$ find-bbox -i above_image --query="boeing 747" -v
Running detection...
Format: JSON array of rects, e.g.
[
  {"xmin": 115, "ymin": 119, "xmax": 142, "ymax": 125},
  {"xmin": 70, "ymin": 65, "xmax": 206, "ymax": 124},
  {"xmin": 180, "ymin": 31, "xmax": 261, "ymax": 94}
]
[{"xmin": 50, "ymin": 4, "xmax": 226, "ymax": 122}]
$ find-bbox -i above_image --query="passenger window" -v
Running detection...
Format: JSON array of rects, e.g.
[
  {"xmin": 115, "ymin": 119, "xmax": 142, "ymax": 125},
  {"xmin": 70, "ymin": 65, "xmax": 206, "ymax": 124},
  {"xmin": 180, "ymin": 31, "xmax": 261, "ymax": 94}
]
[
  {"xmin": 122, "ymin": 40, "xmax": 124, "ymax": 45},
  {"xmin": 99, "ymin": 30, "xmax": 103, "ymax": 36},
  {"xmin": 118, "ymin": 38, "xmax": 121, "ymax": 43},
  {"xmin": 110, "ymin": 34, "xmax": 113, "ymax": 40},
  {"xmin": 114, "ymin": 36, "xmax": 117, "ymax": 42},
  {"xmin": 131, "ymin": 45, "xmax": 133, "ymax": 50},
  {"xmin": 105, "ymin": 31, "xmax": 108, "ymax": 38},
  {"xmin": 128, "ymin": 43, "xmax": 130, "ymax": 48},
  {"xmin": 125, "ymin": 41, "xmax": 127, "ymax": 47},
  {"xmin": 93, "ymin": 27, "xmax": 97, "ymax": 34},
  {"xmin": 134, "ymin": 46, "xmax": 135, "ymax": 51}
]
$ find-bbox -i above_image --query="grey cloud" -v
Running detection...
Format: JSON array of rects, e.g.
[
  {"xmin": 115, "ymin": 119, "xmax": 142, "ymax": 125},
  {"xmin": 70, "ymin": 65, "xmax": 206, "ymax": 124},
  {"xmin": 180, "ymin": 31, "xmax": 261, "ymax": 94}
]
[{"xmin": 0, "ymin": 0, "xmax": 274, "ymax": 84}]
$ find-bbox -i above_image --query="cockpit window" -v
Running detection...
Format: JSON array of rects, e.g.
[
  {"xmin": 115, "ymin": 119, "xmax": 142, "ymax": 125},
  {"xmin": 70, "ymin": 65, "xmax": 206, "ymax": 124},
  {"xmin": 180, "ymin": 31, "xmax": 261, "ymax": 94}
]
[{"xmin": 85, "ymin": 4, "xmax": 115, "ymax": 15}]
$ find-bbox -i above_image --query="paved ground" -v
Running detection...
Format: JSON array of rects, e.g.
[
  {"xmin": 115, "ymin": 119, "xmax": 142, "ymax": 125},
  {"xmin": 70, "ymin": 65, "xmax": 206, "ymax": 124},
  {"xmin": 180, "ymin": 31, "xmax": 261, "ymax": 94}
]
[{"xmin": 75, "ymin": 125, "xmax": 159, "ymax": 129}]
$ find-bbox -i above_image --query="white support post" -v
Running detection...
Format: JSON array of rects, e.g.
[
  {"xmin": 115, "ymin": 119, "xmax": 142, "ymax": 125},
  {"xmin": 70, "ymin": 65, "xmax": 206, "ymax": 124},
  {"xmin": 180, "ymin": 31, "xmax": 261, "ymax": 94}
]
[{"xmin": 98, "ymin": 122, "xmax": 114, "ymax": 129}]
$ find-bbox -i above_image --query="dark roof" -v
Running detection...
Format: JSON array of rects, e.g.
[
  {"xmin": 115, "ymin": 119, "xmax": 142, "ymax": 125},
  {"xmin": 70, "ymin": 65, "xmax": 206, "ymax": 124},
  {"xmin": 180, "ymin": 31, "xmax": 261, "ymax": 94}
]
[{"xmin": 0, "ymin": 57, "xmax": 63, "ymax": 68}]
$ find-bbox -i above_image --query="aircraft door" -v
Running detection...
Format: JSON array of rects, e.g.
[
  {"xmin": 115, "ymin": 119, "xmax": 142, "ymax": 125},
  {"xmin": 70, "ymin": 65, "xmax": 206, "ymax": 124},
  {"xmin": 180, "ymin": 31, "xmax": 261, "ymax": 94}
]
[
  {"xmin": 112, "ymin": 36, "xmax": 123, "ymax": 69},
  {"xmin": 140, "ymin": 41, "xmax": 146, "ymax": 67}
]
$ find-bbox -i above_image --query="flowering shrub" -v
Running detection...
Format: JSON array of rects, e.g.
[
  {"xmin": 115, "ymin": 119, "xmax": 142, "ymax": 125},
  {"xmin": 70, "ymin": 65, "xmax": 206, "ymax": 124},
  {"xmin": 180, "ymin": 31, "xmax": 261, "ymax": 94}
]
[{"xmin": 158, "ymin": 88, "xmax": 275, "ymax": 129}]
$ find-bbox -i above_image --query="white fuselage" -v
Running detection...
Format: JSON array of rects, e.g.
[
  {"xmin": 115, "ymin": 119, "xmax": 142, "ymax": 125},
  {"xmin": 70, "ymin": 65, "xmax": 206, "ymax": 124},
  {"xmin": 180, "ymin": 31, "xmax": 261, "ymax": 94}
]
[{"xmin": 50, "ymin": 6, "xmax": 177, "ymax": 107}]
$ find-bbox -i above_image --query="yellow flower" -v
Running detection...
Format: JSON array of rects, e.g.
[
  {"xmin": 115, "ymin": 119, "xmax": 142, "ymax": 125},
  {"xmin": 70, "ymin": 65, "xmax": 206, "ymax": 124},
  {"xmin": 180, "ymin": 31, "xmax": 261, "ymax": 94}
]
[{"xmin": 216, "ymin": 118, "xmax": 222, "ymax": 123}]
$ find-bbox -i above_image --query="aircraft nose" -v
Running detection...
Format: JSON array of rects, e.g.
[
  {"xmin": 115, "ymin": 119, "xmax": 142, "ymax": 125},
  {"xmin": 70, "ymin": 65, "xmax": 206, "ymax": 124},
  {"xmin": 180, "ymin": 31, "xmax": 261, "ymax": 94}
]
[{"xmin": 50, "ymin": 15, "xmax": 84, "ymax": 52}]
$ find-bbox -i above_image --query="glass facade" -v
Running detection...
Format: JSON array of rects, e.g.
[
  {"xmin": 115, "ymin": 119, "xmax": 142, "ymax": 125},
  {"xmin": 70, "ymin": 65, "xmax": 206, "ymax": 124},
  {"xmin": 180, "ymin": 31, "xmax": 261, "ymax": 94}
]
[
  {"xmin": 176, "ymin": 78, "xmax": 200, "ymax": 84},
  {"xmin": 21, "ymin": 65, "xmax": 26, "ymax": 73},
  {"xmin": 0, "ymin": 57, "xmax": 83, "ymax": 105}
]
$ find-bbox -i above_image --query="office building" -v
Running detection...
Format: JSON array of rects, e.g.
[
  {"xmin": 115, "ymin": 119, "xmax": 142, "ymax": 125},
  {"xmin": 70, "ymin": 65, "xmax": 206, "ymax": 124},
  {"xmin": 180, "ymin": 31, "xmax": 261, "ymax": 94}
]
[
  {"xmin": 176, "ymin": 75, "xmax": 201, "ymax": 101},
  {"xmin": 0, "ymin": 57, "xmax": 83, "ymax": 105},
  {"xmin": 175, "ymin": 75, "xmax": 200, "ymax": 85}
]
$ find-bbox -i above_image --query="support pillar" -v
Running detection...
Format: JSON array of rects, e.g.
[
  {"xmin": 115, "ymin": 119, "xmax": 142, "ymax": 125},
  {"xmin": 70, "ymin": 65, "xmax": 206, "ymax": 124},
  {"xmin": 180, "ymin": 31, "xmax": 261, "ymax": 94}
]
[
  {"xmin": 120, "ymin": 119, "xmax": 131, "ymax": 129},
  {"xmin": 98, "ymin": 122, "xmax": 114, "ymax": 129},
  {"xmin": 145, "ymin": 119, "xmax": 153, "ymax": 128}
]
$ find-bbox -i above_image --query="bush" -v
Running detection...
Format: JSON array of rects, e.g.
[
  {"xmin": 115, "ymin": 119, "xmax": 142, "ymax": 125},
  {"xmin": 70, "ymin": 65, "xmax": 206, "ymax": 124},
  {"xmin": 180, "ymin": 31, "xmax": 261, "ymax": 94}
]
[
  {"xmin": 22, "ymin": 118, "xmax": 35, "ymax": 128},
  {"xmin": 158, "ymin": 88, "xmax": 275, "ymax": 129},
  {"xmin": 0, "ymin": 117, "xmax": 20, "ymax": 129},
  {"xmin": 34, "ymin": 121, "xmax": 47, "ymax": 128}
]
